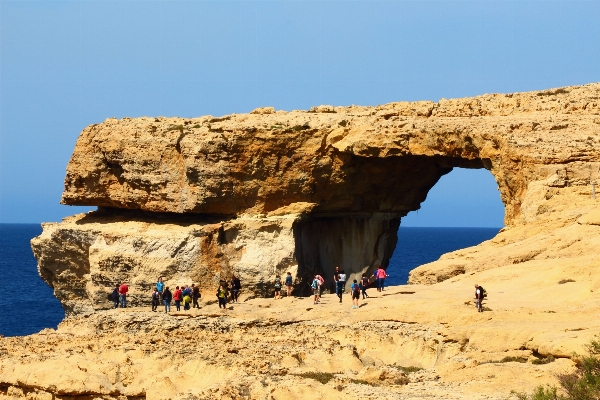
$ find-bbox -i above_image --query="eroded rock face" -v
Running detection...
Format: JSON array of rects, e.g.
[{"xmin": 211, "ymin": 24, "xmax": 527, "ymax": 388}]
[
  {"xmin": 61, "ymin": 83, "xmax": 600, "ymax": 224},
  {"xmin": 34, "ymin": 83, "xmax": 600, "ymax": 314}
]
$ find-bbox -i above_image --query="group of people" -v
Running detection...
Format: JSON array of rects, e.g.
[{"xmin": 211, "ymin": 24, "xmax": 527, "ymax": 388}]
[
  {"xmin": 111, "ymin": 282, "xmax": 129, "ymax": 308},
  {"xmin": 215, "ymin": 275, "xmax": 242, "ymax": 310},
  {"xmin": 112, "ymin": 270, "xmax": 485, "ymax": 314},
  {"xmin": 311, "ymin": 266, "xmax": 388, "ymax": 309}
]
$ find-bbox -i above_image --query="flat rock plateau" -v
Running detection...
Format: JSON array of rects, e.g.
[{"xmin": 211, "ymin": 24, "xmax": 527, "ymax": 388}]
[{"xmin": 2, "ymin": 83, "xmax": 600, "ymax": 399}]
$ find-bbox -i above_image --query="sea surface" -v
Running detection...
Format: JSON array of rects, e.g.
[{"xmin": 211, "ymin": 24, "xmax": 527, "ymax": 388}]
[{"xmin": 0, "ymin": 224, "xmax": 499, "ymax": 337}]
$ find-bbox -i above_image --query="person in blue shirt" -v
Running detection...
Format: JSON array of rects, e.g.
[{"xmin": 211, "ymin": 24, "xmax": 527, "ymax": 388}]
[{"xmin": 156, "ymin": 277, "xmax": 165, "ymax": 301}]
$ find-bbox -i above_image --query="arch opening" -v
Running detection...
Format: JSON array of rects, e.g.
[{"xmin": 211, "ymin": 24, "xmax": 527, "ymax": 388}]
[
  {"xmin": 386, "ymin": 168, "xmax": 504, "ymax": 285},
  {"xmin": 293, "ymin": 162, "xmax": 506, "ymax": 293}
]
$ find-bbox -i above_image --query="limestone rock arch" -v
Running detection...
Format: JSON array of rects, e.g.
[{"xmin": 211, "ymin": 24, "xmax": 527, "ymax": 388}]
[{"xmin": 32, "ymin": 83, "xmax": 600, "ymax": 313}]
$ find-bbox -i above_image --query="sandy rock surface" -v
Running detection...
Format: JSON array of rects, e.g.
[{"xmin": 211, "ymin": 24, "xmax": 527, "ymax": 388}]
[
  {"xmin": 1, "ymin": 276, "xmax": 596, "ymax": 399},
  {"xmin": 7, "ymin": 83, "xmax": 600, "ymax": 399}
]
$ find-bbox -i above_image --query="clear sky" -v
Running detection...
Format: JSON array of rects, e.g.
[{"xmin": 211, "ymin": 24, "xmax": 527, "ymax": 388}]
[{"xmin": 1, "ymin": 1, "xmax": 599, "ymax": 225}]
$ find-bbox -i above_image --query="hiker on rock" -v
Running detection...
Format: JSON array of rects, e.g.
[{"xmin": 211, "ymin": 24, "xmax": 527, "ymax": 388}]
[
  {"xmin": 360, "ymin": 274, "xmax": 370, "ymax": 299},
  {"xmin": 334, "ymin": 266, "xmax": 343, "ymax": 303},
  {"xmin": 339, "ymin": 269, "xmax": 347, "ymax": 294},
  {"xmin": 373, "ymin": 266, "xmax": 387, "ymax": 292},
  {"xmin": 285, "ymin": 272, "xmax": 293, "ymax": 297},
  {"xmin": 163, "ymin": 287, "xmax": 172, "ymax": 313},
  {"xmin": 315, "ymin": 274, "xmax": 324, "ymax": 300},
  {"xmin": 217, "ymin": 283, "xmax": 229, "ymax": 310},
  {"xmin": 151, "ymin": 287, "xmax": 160, "ymax": 312},
  {"xmin": 182, "ymin": 285, "xmax": 192, "ymax": 311},
  {"xmin": 230, "ymin": 275, "xmax": 241, "ymax": 303},
  {"xmin": 156, "ymin": 277, "xmax": 165, "ymax": 302},
  {"xmin": 192, "ymin": 283, "xmax": 201, "ymax": 308},
  {"xmin": 311, "ymin": 275, "xmax": 321, "ymax": 305},
  {"xmin": 118, "ymin": 282, "xmax": 129, "ymax": 308},
  {"xmin": 173, "ymin": 286, "xmax": 182, "ymax": 311},
  {"xmin": 475, "ymin": 284, "xmax": 485, "ymax": 312},
  {"xmin": 112, "ymin": 284, "xmax": 119, "ymax": 309},
  {"xmin": 273, "ymin": 275, "xmax": 283, "ymax": 299}
]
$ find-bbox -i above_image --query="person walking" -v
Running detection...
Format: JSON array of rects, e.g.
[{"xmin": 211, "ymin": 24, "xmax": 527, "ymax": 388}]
[
  {"xmin": 217, "ymin": 283, "xmax": 229, "ymax": 310},
  {"xmin": 315, "ymin": 274, "xmax": 324, "ymax": 301},
  {"xmin": 230, "ymin": 275, "xmax": 241, "ymax": 303},
  {"xmin": 118, "ymin": 282, "xmax": 129, "ymax": 308},
  {"xmin": 192, "ymin": 283, "xmax": 201, "ymax": 309},
  {"xmin": 162, "ymin": 287, "xmax": 172, "ymax": 313},
  {"xmin": 475, "ymin": 284, "xmax": 485, "ymax": 312},
  {"xmin": 334, "ymin": 267, "xmax": 343, "ymax": 303},
  {"xmin": 351, "ymin": 279, "xmax": 361, "ymax": 309},
  {"xmin": 156, "ymin": 277, "xmax": 165, "ymax": 302},
  {"xmin": 285, "ymin": 272, "xmax": 293, "ymax": 297},
  {"xmin": 273, "ymin": 275, "xmax": 283, "ymax": 299},
  {"xmin": 173, "ymin": 286, "xmax": 182, "ymax": 311},
  {"xmin": 311, "ymin": 275, "xmax": 321, "ymax": 305},
  {"xmin": 112, "ymin": 284, "xmax": 119, "ymax": 309},
  {"xmin": 360, "ymin": 274, "xmax": 370, "ymax": 299},
  {"xmin": 339, "ymin": 270, "xmax": 347, "ymax": 293}
]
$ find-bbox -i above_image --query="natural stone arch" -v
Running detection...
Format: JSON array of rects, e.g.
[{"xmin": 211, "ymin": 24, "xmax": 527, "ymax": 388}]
[{"xmin": 34, "ymin": 83, "xmax": 600, "ymax": 313}]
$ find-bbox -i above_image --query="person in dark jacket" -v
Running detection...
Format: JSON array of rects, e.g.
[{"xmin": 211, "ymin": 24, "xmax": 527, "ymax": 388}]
[
  {"xmin": 163, "ymin": 287, "xmax": 172, "ymax": 313},
  {"xmin": 151, "ymin": 288, "xmax": 160, "ymax": 312},
  {"xmin": 230, "ymin": 276, "xmax": 241, "ymax": 303},
  {"xmin": 191, "ymin": 284, "xmax": 201, "ymax": 309},
  {"xmin": 475, "ymin": 284, "xmax": 485, "ymax": 312},
  {"xmin": 112, "ymin": 284, "xmax": 119, "ymax": 309}
]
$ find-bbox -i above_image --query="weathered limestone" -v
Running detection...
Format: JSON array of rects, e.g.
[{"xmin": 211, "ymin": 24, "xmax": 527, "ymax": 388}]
[
  {"xmin": 6, "ymin": 82, "xmax": 600, "ymax": 400},
  {"xmin": 32, "ymin": 83, "xmax": 600, "ymax": 314}
]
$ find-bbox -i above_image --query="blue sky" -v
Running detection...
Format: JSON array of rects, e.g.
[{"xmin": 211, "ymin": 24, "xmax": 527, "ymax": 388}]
[{"xmin": 1, "ymin": 1, "xmax": 599, "ymax": 226}]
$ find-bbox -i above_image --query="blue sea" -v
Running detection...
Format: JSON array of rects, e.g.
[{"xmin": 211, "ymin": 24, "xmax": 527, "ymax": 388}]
[{"xmin": 0, "ymin": 224, "xmax": 499, "ymax": 337}]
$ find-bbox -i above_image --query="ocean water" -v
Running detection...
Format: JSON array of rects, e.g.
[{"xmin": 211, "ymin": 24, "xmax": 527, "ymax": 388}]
[
  {"xmin": 0, "ymin": 224, "xmax": 499, "ymax": 337},
  {"xmin": 385, "ymin": 227, "xmax": 500, "ymax": 286},
  {"xmin": 0, "ymin": 224, "xmax": 64, "ymax": 337}
]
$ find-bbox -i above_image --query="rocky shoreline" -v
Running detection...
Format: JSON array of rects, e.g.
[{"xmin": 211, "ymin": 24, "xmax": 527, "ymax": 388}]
[{"xmin": 1, "ymin": 83, "xmax": 599, "ymax": 399}]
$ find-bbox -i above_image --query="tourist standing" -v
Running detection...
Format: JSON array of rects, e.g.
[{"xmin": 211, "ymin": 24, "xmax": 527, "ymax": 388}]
[
  {"xmin": 192, "ymin": 283, "xmax": 201, "ymax": 308},
  {"xmin": 285, "ymin": 272, "xmax": 293, "ymax": 297},
  {"xmin": 112, "ymin": 284, "xmax": 119, "ymax": 309},
  {"xmin": 151, "ymin": 288, "xmax": 160, "ymax": 312},
  {"xmin": 156, "ymin": 277, "xmax": 165, "ymax": 301},
  {"xmin": 273, "ymin": 275, "xmax": 282, "ymax": 299},
  {"xmin": 311, "ymin": 275, "xmax": 321, "ymax": 305},
  {"xmin": 351, "ymin": 279, "xmax": 361, "ymax": 309},
  {"xmin": 173, "ymin": 286, "xmax": 182, "ymax": 311},
  {"xmin": 373, "ymin": 266, "xmax": 387, "ymax": 292},
  {"xmin": 230, "ymin": 275, "xmax": 241, "ymax": 303},
  {"xmin": 339, "ymin": 270, "xmax": 347, "ymax": 293},
  {"xmin": 182, "ymin": 285, "xmax": 191, "ymax": 311},
  {"xmin": 217, "ymin": 284, "xmax": 229, "ymax": 310},
  {"xmin": 334, "ymin": 267, "xmax": 343, "ymax": 303},
  {"xmin": 475, "ymin": 284, "xmax": 485, "ymax": 312},
  {"xmin": 163, "ymin": 287, "xmax": 172, "ymax": 313},
  {"xmin": 360, "ymin": 274, "xmax": 370, "ymax": 299},
  {"xmin": 315, "ymin": 274, "xmax": 324, "ymax": 300},
  {"xmin": 118, "ymin": 282, "xmax": 129, "ymax": 308}
]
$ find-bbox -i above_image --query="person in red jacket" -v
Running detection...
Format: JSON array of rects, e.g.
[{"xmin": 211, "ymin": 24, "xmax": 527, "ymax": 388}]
[
  {"xmin": 173, "ymin": 286, "xmax": 183, "ymax": 311},
  {"xmin": 372, "ymin": 266, "xmax": 387, "ymax": 292},
  {"xmin": 118, "ymin": 282, "xmax": 129, "ymax": 308}
]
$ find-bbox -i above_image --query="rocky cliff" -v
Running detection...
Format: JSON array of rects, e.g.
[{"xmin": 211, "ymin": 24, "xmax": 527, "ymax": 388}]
[
  {"xmin": 3, "ymin": 83, "xmax": 598, "ymax": 399},
  {"xmin": 33, "ymin": 83, "xmax": 600, "ymax": 314}
]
